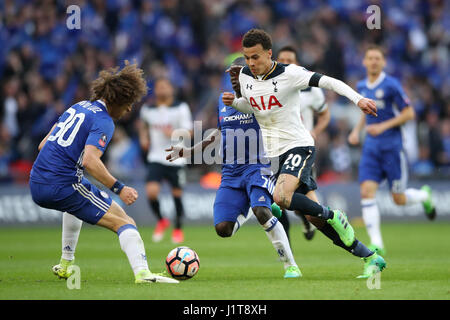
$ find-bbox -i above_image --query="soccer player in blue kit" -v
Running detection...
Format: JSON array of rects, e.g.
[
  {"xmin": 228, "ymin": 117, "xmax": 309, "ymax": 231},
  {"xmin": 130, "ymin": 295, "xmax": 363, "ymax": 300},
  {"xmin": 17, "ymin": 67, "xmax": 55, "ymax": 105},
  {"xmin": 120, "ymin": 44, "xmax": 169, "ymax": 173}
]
[
  {"xmin": 348, "ymin": 46, "xmax": 436, "ymax": 255},
  {"xmin": 29, "ymin": 62, "xmax": 178, "ymax": 284},
  {"xmin": 166, "ymin": 57, "xmax": 302, "ymax": 279}
]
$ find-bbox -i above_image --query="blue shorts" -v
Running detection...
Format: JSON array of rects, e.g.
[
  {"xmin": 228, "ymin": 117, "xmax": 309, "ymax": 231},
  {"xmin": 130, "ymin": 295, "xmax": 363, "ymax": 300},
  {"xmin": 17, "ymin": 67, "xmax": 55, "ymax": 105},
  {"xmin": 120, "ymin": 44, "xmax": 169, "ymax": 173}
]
[
  {"xmin": 29, "ymin": 177, "xmax": 112, "ymax": 224},
  {"xmin": 213, "ymin": 166, "xmax": 273, "ymax": 226},
  {"xmin": 358, "ymin": 145, "xmax": 408, "ymax": 193}
]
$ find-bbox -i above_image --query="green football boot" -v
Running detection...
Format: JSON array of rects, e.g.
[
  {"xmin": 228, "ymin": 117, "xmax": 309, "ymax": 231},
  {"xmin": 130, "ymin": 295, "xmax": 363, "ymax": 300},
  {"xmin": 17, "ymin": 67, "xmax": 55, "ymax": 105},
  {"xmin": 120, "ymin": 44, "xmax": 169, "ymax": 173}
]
[
  {"xmin": 421, "ymin": 185, "xmax": 436, "ymax": 220},
  {"xmin": 284, "ymin": 265, "xmax": 302, "ymax": 279},
  {"xmin": 327, "ymin": 209, "xmax": 355, "ymax": 247},
  {"xmin": 135, "ymin": 269, "xmax": 179, "ymax": 284},
  {"xmin": 52, "ymin": 258, "xmax": 75, "ymax": 279},
  {"xmin": 271, "ymin": 203, "xmax": 282, "ymax": 219},
  {"xmin": 356, "ymin": 253, "xmax": 386, "ymax": 279},
  {"xmin": 368, "ymin": 244, "xmax": 386, "ymax": 256}
]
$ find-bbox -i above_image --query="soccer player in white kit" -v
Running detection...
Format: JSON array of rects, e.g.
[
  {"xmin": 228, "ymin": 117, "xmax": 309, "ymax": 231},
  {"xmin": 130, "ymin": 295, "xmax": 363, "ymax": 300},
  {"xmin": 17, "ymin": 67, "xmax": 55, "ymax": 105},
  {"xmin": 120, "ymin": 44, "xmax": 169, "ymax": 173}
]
[
  {"xmin": 276, "ymin": 45, "xmax": 331, "ymax": 242},
  {"xmin": 139, "ymin": 78, "xmax": 193, "ymax": 244},
  {"xmin": 223, "ymin": 29, "xmax": 385, "ymax": 278}
]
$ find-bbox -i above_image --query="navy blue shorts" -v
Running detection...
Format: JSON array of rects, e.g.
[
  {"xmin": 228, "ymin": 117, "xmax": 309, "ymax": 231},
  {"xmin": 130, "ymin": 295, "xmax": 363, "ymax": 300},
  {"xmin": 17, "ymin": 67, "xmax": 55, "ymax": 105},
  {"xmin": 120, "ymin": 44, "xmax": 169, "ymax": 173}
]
[
  {"xmin": 29, "ymin": 177, "xmax": 112, "ymax": 225},
  {"xmin": 213, "ymin": 166, "xmax": 273, "ymax": 226},
  {"xmin": 271, "ymin": 146, "xmax": 317, "ymax": 195},
  {"xmin": 146, "ymin": 162, "xmax": 185, "ymax": 188},
  {"xmin": 359, "ymin": 145, "xmax": 408, "ymax": 193}
]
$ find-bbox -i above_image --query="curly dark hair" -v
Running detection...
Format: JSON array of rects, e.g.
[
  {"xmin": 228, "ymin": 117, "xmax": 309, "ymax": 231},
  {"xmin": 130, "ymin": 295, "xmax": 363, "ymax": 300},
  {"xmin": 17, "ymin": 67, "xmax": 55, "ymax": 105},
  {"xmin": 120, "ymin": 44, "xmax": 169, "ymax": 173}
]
[
  {"xmin": 242, "ymin": 28, "xmax": 272, "ymax": 50},
  {"xmin": 90, "ymin": 60, "xmax": 148, "ymax": 110}
]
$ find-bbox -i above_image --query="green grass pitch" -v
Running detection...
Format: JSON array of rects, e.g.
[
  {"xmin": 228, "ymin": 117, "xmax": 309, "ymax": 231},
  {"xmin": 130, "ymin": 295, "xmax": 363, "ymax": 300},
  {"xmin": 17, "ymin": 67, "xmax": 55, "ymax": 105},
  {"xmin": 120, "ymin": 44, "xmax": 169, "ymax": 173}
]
[{"xmin": 0, "ymin": 222, "xmax": 449, "ymax": 300}]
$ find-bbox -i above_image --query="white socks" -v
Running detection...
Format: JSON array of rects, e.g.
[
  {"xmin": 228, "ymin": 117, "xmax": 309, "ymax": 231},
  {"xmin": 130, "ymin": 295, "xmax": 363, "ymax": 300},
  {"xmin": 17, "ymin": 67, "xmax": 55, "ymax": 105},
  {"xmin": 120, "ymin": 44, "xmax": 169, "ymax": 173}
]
[
  {"xmin": 263, "ymin": 217, "xmax": 297, "ymax": 269},
  {"xmin": 117, "ymin": 225, "xmax": 149, "ymax": 276},
  {"xmin": 361, "ymin": 199, "xmax": 384, "ymax": 248},
  {"xmin": 232, "ymin": 209, "xmax": 254, "ymax": 235},
  {"xmin": 405, "ymin": 188, "xmax": 428, "ymax": 205},
  {"xmin": 61, "ymin": 212, "xmax": 83, "ymax": 261}
]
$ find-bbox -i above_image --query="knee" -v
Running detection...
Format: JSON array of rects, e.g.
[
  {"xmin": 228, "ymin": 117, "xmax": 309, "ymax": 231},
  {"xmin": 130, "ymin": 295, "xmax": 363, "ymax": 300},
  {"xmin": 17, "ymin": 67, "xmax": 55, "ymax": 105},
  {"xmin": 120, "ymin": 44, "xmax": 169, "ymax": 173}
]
[
  {"xmin": 360, "ymin": 188, "xmax": 375, "ymax": 199},
  {"xmin": 273, "ymin": 190, "xmax": 291, "ymax": 209},
  {"xmin": 252, "ymin": 206, "xmax": 272, "ymax": 225},
  {"xmin": 392, "ymin": 193, "xmax": 406, "ymax": 205},
  {"xmin": 215, "ymin": 222, "xmax": 234, "ymax": 238}
]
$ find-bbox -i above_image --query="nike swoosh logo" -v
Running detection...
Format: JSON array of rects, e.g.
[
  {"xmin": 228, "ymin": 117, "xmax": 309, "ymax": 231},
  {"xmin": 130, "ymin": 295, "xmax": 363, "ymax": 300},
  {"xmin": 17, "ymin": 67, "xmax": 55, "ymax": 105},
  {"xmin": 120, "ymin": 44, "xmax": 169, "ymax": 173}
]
[{"xmin": 176, "ymin": 251, "xmax": 190, "ymax": 271}]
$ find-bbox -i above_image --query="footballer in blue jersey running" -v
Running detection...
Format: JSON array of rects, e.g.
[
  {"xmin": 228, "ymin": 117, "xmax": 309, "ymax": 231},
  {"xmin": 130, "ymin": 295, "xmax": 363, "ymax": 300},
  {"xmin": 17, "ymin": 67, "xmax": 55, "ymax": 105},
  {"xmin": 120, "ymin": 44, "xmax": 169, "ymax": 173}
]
[
  {"xmin": 29, "ymin": 62, "xmax": 178, "ymax": 284},
  {"xmin": 349, "ymin": 46, "xmax": 436, "ymax": 255},
  {"xmin": 166, "ymin": 57, "xmax": 301, "ymax": 279}
]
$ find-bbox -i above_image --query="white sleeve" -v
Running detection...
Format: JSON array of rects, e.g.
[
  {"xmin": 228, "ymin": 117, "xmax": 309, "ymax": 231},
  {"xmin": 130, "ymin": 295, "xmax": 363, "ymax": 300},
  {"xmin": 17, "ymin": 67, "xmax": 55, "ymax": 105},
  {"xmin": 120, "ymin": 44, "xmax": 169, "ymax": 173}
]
[
  {"xmin": 310, "ymin": 88, "xmax": 328, "ymax": 112},
  {"xmin": 231, "ymin": 97, "xmax": 254, "ymax": 114},
  {"xmin": 318, "ymin": 75, "xmax": 363, "ymax": 106},
  {"xmin": 139, "ymin": 105, "xmax": 150, "ymax": 125},
  {"xmin": 178, "ymin": 102, "xmax": 193, "ymax": 130},
  {"xmin": 288, "ymin": 64, "xmax": 315, "ymax": 90}
]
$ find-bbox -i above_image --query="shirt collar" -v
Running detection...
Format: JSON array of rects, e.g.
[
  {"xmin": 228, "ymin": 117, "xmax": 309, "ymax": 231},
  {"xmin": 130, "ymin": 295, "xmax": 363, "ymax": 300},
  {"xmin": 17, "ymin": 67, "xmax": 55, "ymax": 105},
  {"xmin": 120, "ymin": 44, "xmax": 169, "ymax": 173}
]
[{"xmin": 366, "ymin": 71, "xmax": 386, "ymax": 89}]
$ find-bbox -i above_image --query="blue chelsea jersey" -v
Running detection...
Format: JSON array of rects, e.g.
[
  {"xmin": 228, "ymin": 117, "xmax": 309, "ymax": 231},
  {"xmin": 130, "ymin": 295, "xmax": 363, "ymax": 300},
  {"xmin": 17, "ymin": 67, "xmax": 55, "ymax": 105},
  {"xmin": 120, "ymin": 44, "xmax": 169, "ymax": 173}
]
[
  {"xmin": 357, "ymin": 72, "xmax": 410, "ymax": 150},
  {"xmin": 217, "ymin": 94, "xmax": 269, "ymax": 176},
  {"xmin": 30, "ymin": 100, "xmax": 115, "ymax": 184}
]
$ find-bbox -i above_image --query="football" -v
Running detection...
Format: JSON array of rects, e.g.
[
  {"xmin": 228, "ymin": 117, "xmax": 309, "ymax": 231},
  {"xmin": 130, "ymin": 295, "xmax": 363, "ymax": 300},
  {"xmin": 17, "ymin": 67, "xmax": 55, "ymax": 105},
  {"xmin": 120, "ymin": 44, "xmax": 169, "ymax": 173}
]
[{"xmin": 165, "ymin": 246, "xmax": 200, "ymax": 280}]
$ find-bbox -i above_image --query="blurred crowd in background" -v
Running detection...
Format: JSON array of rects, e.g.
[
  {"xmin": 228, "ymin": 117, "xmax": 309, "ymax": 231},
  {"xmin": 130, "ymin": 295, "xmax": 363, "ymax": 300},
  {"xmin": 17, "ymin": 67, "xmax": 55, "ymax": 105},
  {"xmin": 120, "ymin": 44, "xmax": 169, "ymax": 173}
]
[{"xmin": 1, "ymin": 0, "xmax": 449, "ymax": 185}]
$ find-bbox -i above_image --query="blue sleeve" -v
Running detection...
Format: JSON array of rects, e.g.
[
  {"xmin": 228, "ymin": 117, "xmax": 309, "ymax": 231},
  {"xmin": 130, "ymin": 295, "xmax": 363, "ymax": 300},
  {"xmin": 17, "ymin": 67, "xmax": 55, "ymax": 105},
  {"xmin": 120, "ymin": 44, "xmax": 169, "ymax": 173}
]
[
  {"xmin": 217, "ymin": 95, "xmax": 224, "ymax": 129},
  {"xmin": 85, "ymin": 116, "xmax": 115, "ymax": 153},
  {"xmin": 391, "ymin": 79, "xmax": 410, "ymax": 111}
]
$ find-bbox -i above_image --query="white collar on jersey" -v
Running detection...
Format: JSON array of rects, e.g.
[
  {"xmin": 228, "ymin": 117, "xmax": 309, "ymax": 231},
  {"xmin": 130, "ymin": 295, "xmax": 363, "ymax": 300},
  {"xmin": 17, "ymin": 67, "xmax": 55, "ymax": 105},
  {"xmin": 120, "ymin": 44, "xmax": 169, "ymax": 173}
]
[
  {"xmin": 97, "ymin": 99, "xmax": 107, "ymax": 107},
  {"xmin": 366, "ymin": 71, "xmax": 386, "ymax": 89}
]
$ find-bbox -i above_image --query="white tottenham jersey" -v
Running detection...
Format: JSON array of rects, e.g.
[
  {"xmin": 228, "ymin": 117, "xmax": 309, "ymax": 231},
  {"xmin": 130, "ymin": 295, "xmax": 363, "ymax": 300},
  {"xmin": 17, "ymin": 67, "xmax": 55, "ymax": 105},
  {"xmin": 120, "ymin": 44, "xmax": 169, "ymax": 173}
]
[
  {"xmin": 238, "ymin": 62, "xmax": 316, "ymax": 157},
  {"xmin": 140, "ymin": 101, "xmax": 193, "ymax": 166},
  {"xmin": 299, "ymin": 87, "xmax": 328, "ymax": 131}
]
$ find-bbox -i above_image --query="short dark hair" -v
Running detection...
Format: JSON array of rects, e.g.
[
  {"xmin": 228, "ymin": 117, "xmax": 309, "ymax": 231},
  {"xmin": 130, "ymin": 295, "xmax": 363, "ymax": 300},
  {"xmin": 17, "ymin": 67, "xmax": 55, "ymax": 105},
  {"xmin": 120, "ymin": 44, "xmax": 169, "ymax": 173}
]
[
  {"xmin": 242, "ymin": 29, "xmax": 272, "ymax": 50},
  {"xmin": 278, "ymin": 45, "xmax": 298, "ymax": 60},
  {"xmin": 365, "ymin": 44, "xmax": 385, "ymax": 57}
]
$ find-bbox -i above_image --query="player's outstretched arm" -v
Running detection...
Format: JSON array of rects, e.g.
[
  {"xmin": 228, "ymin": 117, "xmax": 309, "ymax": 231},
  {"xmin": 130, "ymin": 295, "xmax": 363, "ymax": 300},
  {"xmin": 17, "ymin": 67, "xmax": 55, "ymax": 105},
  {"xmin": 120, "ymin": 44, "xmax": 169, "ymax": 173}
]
[
  {"xmin": 137, "ymin": 119, "xmax": 150, "ymax": 152},
  {"xmin": 311, "ymin": 108, "xmax": 331, "ymax": 139},
  {"xmin": 38, "ymin": 123, "xmax": 57, "ymax": 151},
  {"xmin": 317, "ymin": 75, "xmax": 377, "ymax": 117},
  {"xmin": 166, "ymin": 129, "xmax": 220, "ymax": 162},
  {"xmin": 83, "ymin": 145, "xmax": 138, "ymax": 205},
  {"xmin": 222, "ymin": 92, "xmax": 254, "ymax": 114}
]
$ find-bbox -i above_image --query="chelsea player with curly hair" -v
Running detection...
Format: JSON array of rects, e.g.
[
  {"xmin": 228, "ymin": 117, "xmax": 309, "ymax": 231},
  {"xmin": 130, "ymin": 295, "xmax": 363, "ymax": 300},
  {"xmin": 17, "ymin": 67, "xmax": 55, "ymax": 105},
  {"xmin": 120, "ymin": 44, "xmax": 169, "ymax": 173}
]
[{"xmin": 30, "ymin": 62, "xmax": 178, "ymax": 284}]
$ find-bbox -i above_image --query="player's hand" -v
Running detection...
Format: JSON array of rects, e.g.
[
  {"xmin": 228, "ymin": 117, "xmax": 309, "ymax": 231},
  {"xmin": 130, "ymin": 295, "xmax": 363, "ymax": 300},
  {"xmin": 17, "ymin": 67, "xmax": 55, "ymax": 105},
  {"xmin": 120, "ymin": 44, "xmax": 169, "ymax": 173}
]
[
  {"xmin": 348, "ymin": 130, "xmax": 360, "ymax": 145},
  {"xmin": 222, "ymin": 92, "xmax": 235, "ymax": 106},
  {"xmin": 165, "ymin": 145, "xmax": 191, "ymax": 162},
  {"xmin": 120, "ymin": 186, "xmax": 138, "ymax": 205},
  {"xmin": 357, "ymin": 98, "xmax": 377, "ymax": 117},
  {"xmin": 366, "ymin": 123, "xmax": 386, "ymax": 137},
  {"xmin": 226, "ymin": 65, "xmax": 243, "ymax": 98}
]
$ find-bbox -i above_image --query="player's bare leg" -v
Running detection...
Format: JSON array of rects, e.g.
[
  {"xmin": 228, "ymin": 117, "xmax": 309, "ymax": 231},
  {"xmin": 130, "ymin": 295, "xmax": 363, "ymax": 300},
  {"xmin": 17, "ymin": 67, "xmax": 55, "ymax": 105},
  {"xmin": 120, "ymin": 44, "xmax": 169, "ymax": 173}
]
[
  {"xmin": 146, "ymin": 182, "xmax": 170, "ymax": 242},
  {"xmin": 393, "ymin": 187, "xmax": 436, "ymax": 220},
  {"xmin": 97, "ymin": 201, "xmax": 178, "ymax": 283}
]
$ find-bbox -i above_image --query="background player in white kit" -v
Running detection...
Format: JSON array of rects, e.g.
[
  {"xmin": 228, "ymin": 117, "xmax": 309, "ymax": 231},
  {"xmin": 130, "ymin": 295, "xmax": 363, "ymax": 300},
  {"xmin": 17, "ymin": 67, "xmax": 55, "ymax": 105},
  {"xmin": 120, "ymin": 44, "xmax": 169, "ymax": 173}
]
[
  {"xmin": 276, "ymin": 45, "xmax": 331, "ymax": 242},
  {"xmin": 223, "ymin": 29, "xmax": 385, "ymax": 278},
  {"xmin": 139, "ymin": 78, "xmax": 193, "ymax": 244}
]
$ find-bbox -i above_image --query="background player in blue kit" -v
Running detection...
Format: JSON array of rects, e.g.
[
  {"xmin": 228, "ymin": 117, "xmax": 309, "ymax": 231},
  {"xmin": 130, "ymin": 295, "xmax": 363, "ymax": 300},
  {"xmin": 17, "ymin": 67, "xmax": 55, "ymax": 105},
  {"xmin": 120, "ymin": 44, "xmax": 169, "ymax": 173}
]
[
  {"xmin": 166, "ymin": 57, "xmax": 301, "ymax": 279},
  {"xmin": 348, "ymin": 45, "xmax": 436, "ymax": 255},
  {"xmin": 29, "ymin": 62, "xmax": 178, "ymax": 284}
]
